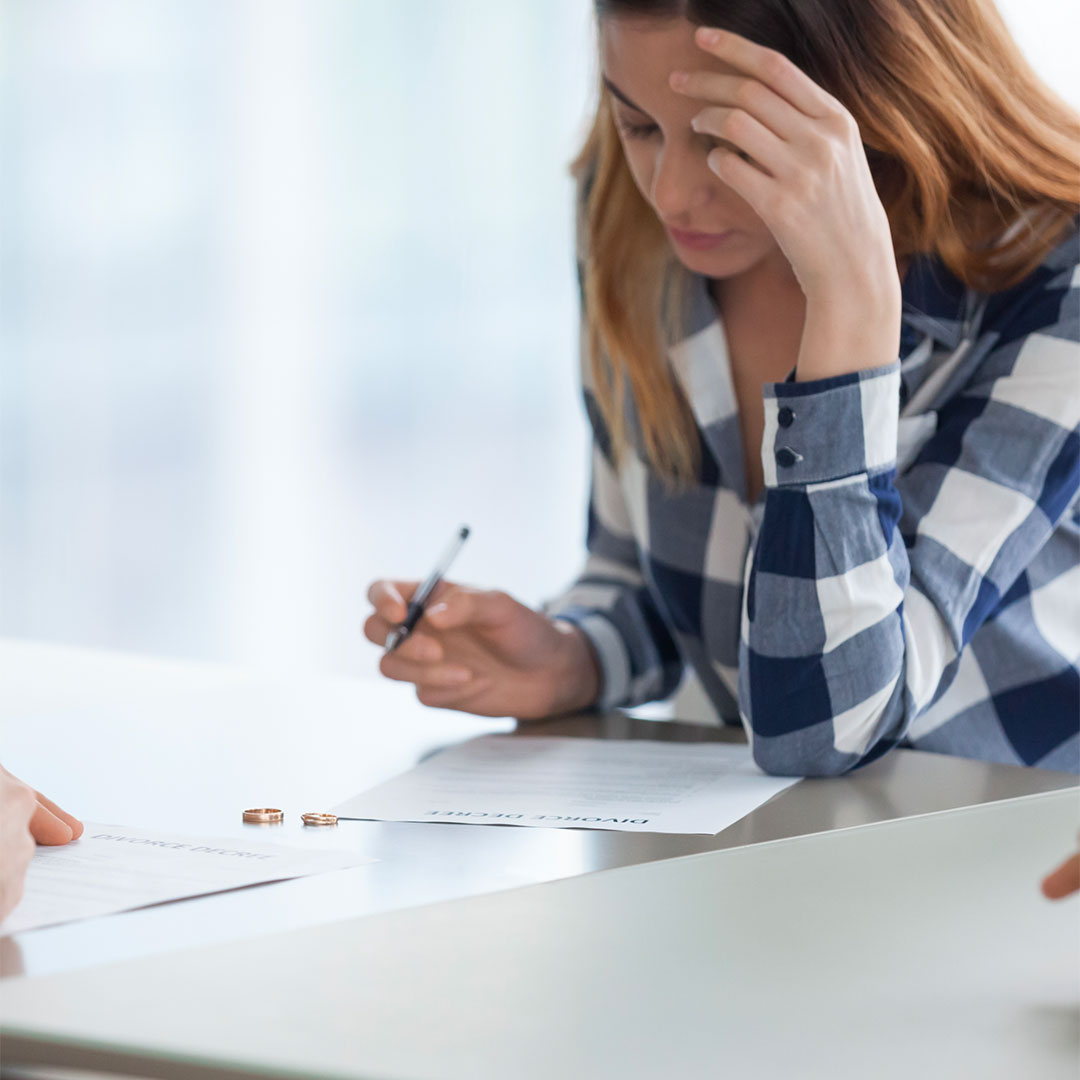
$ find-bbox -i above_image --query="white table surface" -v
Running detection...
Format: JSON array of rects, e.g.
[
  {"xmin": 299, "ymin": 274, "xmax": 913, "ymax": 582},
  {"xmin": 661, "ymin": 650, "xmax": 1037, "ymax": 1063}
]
[
  {"xmin": 0, "ymin": 636, "xmax": 1075, "ymax": 988},
  {"xmin": 1, "ymin": 788, "xmax": 1077, "ymax": 1080}
]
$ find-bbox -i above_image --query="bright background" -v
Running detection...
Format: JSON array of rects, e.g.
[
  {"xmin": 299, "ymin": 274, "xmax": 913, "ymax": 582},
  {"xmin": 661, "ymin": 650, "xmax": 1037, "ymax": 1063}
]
[{"xmin": 2, "ymin": 0, "xmax": 1077, "ymax": 689}]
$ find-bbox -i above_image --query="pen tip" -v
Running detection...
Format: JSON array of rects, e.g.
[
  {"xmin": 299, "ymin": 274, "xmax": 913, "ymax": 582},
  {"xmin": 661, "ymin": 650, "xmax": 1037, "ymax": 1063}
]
[{"xmin": 459, "ymin": 525, "xmax": 470, "ymax": 539}]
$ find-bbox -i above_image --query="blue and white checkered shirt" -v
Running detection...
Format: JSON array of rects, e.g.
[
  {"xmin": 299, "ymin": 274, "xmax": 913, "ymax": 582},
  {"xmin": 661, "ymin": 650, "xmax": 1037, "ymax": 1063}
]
[{"xmin": 547, "ymin": 204, "xmax": 1080, "ymax": 775}]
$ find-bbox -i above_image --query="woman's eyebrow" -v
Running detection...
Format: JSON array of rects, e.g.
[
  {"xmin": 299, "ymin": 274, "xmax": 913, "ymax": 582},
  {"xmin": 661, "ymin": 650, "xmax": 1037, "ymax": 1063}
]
[{"xmin": 602, "ymin": 76, "xmax": 651, "ymax": 116}]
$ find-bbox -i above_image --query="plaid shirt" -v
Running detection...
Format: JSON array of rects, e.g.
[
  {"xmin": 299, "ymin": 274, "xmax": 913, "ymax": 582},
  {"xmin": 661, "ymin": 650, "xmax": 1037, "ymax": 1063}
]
[{"xmin": 547, "ymin": 201, "xmax": 1080, "ymax": 776}]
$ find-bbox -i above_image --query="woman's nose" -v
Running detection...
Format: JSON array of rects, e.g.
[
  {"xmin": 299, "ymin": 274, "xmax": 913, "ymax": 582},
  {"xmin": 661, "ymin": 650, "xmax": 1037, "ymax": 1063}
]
[{"xmin": 651, "ymin": 143, "xmax": 712, "ymax": 222}]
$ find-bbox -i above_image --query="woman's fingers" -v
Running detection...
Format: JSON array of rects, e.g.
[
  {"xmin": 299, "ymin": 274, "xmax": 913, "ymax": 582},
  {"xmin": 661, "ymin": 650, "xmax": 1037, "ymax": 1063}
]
[
  {"xmin": 378, "ymin": 652, "xmax": 474, "ymax": 689},
  {"xmin": 367, "ymin": 582, "xmax": 527, "ymax": 709},
  {"xmin": 687, "ymin": 25, "xmax": 843, "ymax": 120},
  {"xmin": 415, "ymin": 677, "xmax": 494, "ymax": 712},
  {"xmin": 425, "ymin": 589, "xmax": 516, "ymax": 632},
  {"xmin": 29, "ymin": 803, "xmax": 75, "ymax": 846},
  {"xmin": 367, "ymin": 584, "xmax": 510, "ymax": 644},
  {"xmin": 675, "ymin": 70, "xmax": 801, "ymax": 144},
  {"xmin": 363, "ymin": 615, "xmax": 444, "ymax": 661},
  {"xmin": 689, "ymin": 105, "xmax": 785, "ymax": 177},
  {"xmin": 362, "ymin": 613, "xmax": 389, "ymax": 646},
  {"xmin": 366, "ymin": 580, "xmax": 411, "ymax": 623},
  {"xmin": 396, "ymin": 633, "xmax": 444, "ymax": 663},
  {"xmin": 366, "ymin": 579, "xmax": 458, "ymax": 624}
]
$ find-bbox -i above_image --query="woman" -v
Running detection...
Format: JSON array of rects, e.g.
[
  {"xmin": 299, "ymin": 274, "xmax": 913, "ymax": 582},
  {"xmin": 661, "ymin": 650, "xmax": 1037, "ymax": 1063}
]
[{"xmin": 365, "ymin": 0, "xmax": 1079, "ymax": 776}]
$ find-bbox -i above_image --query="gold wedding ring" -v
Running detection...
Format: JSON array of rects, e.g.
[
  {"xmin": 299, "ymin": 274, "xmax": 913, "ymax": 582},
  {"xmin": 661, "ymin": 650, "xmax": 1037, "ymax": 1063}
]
[
  {"xmin": 301, "ymin": 812, "xmax": 338, "ymax": 827},
  {"xmin": 242, "ymin": 807, "xmax": 284, "ymax": 824}
]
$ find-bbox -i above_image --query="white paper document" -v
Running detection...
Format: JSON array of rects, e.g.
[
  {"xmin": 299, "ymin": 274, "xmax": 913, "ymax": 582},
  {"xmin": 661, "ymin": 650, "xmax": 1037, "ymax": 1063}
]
[
  {"xmin": 1, "ymin": 825, "xmax": 374, "ymax": 935},
  {"xmin": 334, "ymin": 735, "xmax": 800, "ymax": 835}
]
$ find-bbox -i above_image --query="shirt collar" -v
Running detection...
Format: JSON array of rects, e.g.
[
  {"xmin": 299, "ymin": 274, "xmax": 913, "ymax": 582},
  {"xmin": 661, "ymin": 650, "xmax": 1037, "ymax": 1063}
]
[
  {"xmin": 676, "ymin": 249, "xmax": 972, "ymax": 355},
  {"xmin": 900, "ymin": 251, "xmax": 970, "ymax": 352}
]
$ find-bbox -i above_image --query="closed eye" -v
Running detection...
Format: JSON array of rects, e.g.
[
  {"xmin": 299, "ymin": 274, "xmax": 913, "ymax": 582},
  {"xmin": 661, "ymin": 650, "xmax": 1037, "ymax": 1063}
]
[
  {"xmin": 616, "ymin": 114, "xmax": 754, "ymax": 164},
  {"xmin": 616, "ymin": 118, "xmax": 659, "ymax": 140}
]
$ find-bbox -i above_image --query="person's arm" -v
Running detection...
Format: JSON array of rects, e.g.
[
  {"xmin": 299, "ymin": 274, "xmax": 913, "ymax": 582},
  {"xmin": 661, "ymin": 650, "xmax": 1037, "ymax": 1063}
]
[
  {"xmin": 739, "ymin": 253, "xmax": 1079, "ymax": 775},
  {"xmin": 365, "ymin": 408, "xmax": 685, "ymax": 718},
  {"xmin": 543, "ymin": 422, "xmax": 684, "ymax": 710}
]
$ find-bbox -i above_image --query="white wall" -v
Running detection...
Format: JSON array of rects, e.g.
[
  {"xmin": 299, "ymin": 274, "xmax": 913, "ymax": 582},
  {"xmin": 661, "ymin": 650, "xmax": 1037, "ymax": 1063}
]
[
  {"xmin": 1, "ymin": 0, "xmax": 1075, "ymax": 690},
  {"xmin": 0, "ymin": 0, "xmax": 598, "ymax": 681}
]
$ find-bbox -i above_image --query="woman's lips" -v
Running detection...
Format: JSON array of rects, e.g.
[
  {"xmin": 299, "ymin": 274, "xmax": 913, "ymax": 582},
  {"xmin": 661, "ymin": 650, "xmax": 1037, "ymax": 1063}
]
[{"xmin": 667, "ymin": 226, "xmax": 734, "ymax": 251}]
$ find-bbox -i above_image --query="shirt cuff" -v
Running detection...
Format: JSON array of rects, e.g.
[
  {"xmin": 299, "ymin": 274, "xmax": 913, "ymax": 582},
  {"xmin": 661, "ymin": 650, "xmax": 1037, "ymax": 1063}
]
[
  {"xmin": 550, "ymin": 609, "xmax": 631, "ymax": 709},
  {"xmin": 761, "ymin": 361, "xmax": 901, "ymax": 488}
]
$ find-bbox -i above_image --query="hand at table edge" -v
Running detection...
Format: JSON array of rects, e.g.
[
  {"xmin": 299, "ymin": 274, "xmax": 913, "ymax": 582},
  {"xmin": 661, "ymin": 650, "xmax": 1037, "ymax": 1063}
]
[{"xmin": 1041, "ymin": 848, "xmax": 1080, "ymax": 901}]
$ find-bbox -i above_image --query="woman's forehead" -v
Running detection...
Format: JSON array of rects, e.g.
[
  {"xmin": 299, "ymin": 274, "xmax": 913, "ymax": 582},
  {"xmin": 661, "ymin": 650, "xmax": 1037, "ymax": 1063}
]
[{"xmin": 600, "ymin": 16, "xmax": 739, "ymax": 96}]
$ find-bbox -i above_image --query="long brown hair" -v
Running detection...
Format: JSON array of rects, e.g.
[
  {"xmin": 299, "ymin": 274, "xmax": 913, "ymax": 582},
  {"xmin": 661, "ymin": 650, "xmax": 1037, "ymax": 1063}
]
[{"xmin": 573, "ymin": 0, "xmax": 1080, "ymax": 487}]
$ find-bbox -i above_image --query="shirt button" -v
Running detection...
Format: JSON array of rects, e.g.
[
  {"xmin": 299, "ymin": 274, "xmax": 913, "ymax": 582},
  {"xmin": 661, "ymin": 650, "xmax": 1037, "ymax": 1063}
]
[
  {"xmin": 775, "ymin": 447, "xmax": 800, "ymax": 468},
  {"xmin": 777, "ymin": 406, "xmax": 796, "ymax": 429}
]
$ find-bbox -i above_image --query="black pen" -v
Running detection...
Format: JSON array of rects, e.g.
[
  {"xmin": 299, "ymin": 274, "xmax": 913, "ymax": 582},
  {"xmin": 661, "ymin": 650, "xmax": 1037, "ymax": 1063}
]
[{"xmin": 384, "ymin": 525, "xmax": 471, "ymax": 654}]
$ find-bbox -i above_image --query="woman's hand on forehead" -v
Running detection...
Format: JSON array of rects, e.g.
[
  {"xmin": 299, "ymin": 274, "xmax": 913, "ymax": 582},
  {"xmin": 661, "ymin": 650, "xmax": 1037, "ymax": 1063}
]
[{"xmin": 668, "ymin": 24, "xmax": 901, "ymax": 309}]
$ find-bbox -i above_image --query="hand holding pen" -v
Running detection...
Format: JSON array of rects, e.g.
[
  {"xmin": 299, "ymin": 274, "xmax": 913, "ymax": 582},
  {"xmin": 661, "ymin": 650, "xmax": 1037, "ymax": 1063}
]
[
  {"xmin": 363, "ymin": 528, "xmax": 603, "ymax": 719},
  {"xmin": 383, "ymin": 526, "xmax": 471, "ymax": 654}
]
